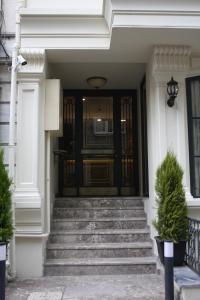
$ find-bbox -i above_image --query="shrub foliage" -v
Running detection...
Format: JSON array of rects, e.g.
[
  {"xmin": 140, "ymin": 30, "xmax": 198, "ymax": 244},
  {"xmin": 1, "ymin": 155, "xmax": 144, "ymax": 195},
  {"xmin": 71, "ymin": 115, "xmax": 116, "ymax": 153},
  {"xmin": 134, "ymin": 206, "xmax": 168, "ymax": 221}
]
[
  {"xmin": 153, "ymin": 151, "xmax": 188, "ymax": 242},
  {"xmin": 0, "ymin": 149, "xmax": 13, "ymax": 242}
]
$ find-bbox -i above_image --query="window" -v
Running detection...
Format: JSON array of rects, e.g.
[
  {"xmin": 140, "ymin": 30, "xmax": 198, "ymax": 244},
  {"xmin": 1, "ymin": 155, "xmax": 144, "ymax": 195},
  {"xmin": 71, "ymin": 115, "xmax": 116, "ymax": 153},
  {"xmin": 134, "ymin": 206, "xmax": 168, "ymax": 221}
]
[{"xmin": 186, "ymin": 76, "xmax": 200, "ymax": 197}]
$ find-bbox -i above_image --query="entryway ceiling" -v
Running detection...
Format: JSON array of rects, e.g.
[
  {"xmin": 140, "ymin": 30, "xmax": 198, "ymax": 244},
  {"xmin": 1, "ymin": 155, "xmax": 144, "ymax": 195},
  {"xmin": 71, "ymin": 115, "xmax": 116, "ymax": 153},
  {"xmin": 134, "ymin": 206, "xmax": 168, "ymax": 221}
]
[
  {"xmin": 47, "ymin": 26, "xmax": 200, "ymax": 89},
  {"xmin": 47, "ymin": 27, "xmax": 200, "ymax": 64},
  {"xmin": 49, "ymin": 63, "xmax": 145, "ymax": 89}
]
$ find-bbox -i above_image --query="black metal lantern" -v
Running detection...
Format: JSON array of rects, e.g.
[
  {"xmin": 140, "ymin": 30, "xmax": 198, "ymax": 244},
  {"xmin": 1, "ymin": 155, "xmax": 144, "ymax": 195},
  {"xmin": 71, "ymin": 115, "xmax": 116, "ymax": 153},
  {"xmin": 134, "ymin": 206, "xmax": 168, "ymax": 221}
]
[{"xmin": 167, "ymin": 77, "xmax": 179, "ymax": 107}]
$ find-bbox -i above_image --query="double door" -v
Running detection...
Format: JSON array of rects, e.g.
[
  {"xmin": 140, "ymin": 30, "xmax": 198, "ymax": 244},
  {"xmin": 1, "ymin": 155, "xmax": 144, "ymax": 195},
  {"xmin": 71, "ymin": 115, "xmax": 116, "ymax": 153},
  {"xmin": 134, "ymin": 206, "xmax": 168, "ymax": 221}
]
[{"xmin": 59, "ymin": 90, "xmax": 139, "ymax": 196}]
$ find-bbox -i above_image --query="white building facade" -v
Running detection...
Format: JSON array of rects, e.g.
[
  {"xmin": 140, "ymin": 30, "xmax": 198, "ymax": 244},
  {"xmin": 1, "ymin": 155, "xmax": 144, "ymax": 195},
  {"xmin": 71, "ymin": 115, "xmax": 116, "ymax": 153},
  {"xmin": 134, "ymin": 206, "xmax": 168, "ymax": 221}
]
[{"xmin": 1, "ymin": 0, "xmax": 200, "ymax": 277}]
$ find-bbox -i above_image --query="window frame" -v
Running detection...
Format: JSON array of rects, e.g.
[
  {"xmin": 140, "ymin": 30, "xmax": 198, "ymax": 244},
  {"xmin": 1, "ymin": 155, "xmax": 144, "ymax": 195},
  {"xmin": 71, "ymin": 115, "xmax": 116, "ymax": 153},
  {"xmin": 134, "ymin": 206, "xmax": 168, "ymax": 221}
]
[{"xmin": 186, "ymin": 75, "xmax": 200, "ymax": 198}]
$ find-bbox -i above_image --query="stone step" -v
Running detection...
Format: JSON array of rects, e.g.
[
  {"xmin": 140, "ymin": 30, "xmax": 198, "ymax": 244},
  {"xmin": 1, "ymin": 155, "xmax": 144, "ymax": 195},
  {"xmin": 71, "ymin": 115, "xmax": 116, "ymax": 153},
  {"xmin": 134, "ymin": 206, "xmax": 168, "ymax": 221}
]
[
  {"xmin": 53, "ymin": 207, "xmax": 145, "ymax": 218},
  {"xmin": 54, "ymin": 197, "xmax": 143, "ymax": 208},
  {"xmin": 47, "ymin": 242, "xmax": 153, "ymax": 259},
  {"xmin": 52, "ymin": 217, "xmax": 147, "ymax": 230},
  {"xmin": 49, "ymin": 229, "xmax": 150, "ymax": 243},
  {"xmin": 46, "ymin": 196, "xmax": 156, "ymax": 276},
  {"xmin": 44, "ymin": 256, "xmax": 157, "ymax": 276}
]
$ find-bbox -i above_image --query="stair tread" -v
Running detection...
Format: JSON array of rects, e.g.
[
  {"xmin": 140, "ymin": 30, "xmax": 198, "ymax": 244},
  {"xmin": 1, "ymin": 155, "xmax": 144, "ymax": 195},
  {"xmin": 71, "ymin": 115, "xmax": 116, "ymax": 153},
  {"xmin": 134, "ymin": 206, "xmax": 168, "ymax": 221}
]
[
  {"xmin": 54, "ymin": 207, "xmax": 144, "ymax": 211},
  {"xmin": 45, "ymin": 195, "xmax": 156, "ymax": 275},
  {"xmin": 55, "ymin": 197, "xmax": 143, "ymax": 200},
  {"xmin": 52, "ymin": 217, "xmax": 146, "ymax": 222},
  {"xmin": 45, "ymin": 256, "xmax": 156, "ymax": 266},
  {"xmin": 50, "ymin": 228, "xmax": 149, "ymax": 235},
  {"xmin": 47, "ymin": 241, "xmax": 152, "ymax": 250}
]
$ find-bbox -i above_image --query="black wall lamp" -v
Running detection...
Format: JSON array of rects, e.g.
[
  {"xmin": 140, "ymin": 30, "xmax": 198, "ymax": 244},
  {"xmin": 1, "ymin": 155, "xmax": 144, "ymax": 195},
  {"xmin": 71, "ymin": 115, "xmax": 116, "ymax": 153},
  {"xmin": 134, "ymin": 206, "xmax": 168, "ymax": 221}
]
[{"xmin": 167, "ymin": 77, "xmax": 179, "ymax": 107}]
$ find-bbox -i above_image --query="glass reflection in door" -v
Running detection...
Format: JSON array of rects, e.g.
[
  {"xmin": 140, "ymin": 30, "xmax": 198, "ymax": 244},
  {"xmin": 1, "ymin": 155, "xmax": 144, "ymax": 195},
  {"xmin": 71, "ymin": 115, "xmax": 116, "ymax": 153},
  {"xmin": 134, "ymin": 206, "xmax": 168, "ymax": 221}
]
[
  {"xmin": 61, "ymin": 96, "xmax": 76, "ymax": 195},
  {"xmin": 120, "ymin": 96, "xmax": 138, "ymax": 195},
  {"xmin": 82, "ymin": 97, "xmax": 114, "ymax": 188}
]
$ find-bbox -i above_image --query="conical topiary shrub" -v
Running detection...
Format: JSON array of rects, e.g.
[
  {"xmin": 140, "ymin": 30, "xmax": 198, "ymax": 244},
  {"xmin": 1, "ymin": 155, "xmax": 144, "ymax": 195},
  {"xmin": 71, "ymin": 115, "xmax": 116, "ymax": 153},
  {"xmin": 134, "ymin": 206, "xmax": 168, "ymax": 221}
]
[
  {"xmin": 153, "ymin": 151, "xmax": 188, "ymax": 266},
  {"xmin": 0, "ymin": 149, "xmax": 13, "ymax": 242},
  {"xmin": 153, "ymin": 151, "xmax": 188, "ymax": 242}
]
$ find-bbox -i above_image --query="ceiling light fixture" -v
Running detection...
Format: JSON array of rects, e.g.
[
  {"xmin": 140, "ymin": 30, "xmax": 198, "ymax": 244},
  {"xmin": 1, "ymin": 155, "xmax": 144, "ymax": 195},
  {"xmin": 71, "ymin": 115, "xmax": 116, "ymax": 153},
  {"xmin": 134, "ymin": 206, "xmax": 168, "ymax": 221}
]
[{"xmin": 86, "ymin": 76, "xmax": 107, "ymax": 89}]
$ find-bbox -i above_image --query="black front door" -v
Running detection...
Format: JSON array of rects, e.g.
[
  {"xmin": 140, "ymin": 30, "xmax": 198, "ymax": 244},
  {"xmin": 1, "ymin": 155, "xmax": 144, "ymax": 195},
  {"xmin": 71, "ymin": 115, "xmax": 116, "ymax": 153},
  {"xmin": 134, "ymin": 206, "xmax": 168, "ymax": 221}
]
[{"xmin": 59, "ymin": 90, "xmax": 139, "ymax": 196}]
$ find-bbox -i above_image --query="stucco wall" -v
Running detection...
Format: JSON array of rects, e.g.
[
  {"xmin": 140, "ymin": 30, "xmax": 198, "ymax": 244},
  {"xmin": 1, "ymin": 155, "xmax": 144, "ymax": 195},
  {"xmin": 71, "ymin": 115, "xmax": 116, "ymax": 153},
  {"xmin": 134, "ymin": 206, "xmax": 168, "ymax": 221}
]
[
  {"xmin": 2, "ymin": 0, "xmax": 16, "ymax": 33},
  {"xmin": 111, "ymin": 0, "xmax": 200, "ymax": 11},
  {"xmin": 25, "ymin": 0, "xmax": 103, "ymax": 14}
]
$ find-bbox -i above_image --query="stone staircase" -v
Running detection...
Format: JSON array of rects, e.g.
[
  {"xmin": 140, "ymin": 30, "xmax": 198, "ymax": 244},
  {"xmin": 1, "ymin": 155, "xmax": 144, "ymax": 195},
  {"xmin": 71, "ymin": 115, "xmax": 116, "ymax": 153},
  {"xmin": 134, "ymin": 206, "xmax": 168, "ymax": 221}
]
[{"xmin": 44, "ymin": 197, "xmax": 157, "ymax": 276}]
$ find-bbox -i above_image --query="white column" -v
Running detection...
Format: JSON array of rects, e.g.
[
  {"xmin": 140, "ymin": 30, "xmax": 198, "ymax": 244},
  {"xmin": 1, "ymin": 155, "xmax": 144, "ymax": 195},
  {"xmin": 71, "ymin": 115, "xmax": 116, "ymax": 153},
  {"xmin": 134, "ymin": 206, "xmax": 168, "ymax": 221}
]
[
  {"xmin": 14, "ymin": 49, "xmax": 47, "ymax": 277},
  {"xmin": 146, "ymin": 45, "xmax": 191, "ymax": 245}
]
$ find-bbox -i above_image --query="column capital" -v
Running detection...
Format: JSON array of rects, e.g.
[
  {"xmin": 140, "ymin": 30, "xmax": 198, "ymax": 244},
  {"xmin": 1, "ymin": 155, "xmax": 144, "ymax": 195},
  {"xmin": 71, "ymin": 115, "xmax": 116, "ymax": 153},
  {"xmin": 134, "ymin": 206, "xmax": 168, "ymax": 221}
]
[
  {"xmin": 152, "ymin": 45, "xmax": 191, "ymax": 74},
  {"xmin": 17, "ymin": 0, "xmax": 26, "ymax": 10},
  {"xmin": 18, "ymin": 48, "xmax": 46, "ymax": 78}
]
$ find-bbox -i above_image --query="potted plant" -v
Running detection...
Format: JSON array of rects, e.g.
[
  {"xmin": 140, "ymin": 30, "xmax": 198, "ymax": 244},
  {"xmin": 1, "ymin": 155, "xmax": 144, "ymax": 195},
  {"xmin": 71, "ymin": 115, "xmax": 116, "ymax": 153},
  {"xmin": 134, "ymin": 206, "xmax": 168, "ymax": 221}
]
[
  {"xmin": 153, "ymin": 151, "xmax": 188, "ymax": 266},
  {"xmin": 0, "ymin": 149, "xmax": 13, "ymax": 299}
]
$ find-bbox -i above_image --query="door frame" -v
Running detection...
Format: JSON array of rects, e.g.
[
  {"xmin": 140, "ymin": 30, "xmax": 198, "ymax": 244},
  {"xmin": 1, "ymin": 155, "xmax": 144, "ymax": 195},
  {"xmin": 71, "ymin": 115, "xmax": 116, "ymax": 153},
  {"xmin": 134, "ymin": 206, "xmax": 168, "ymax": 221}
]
[{"xmin": 60, "ymin": 89, "xmax": 139, "ymax": 196}]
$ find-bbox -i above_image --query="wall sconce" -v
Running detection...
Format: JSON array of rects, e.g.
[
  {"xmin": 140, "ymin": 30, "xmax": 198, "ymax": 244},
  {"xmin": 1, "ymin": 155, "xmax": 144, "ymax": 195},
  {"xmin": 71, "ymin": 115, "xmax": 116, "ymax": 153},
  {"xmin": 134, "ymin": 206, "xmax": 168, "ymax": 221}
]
[
  {"xmin": 167, "ymin": 77, "xmax": 179, "ymax": 107},
  {"xmin": 87, "ymin": 76, "xmax": 107, "ymax": 89}
]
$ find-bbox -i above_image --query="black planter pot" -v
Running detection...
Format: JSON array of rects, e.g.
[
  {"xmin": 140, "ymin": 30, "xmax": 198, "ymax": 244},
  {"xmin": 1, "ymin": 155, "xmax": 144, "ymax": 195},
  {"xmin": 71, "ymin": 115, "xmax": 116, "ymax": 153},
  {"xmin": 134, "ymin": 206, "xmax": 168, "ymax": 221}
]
[
  {"xmin": 0, "ymin": 242, "xmax": 6, "ymax": 300},
  {"xmin": 155, "ymin": 236, "xmax": 186, "ymax": 266}
]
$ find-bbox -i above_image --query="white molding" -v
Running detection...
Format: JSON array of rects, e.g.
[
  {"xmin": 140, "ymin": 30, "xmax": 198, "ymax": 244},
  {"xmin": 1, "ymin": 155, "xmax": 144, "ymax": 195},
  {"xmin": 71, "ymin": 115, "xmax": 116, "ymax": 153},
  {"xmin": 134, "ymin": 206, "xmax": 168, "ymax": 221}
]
[
  {"xmin": 185, "ymin": 187, "xmax": 200, "ymax": 207},
  {"xmin": 18, "ymin": 48, "xmax": 46, "ymax": 75},
  {"xmin": 112, "ymin": 10, "xmax": 200, "ymax": 29},
  {"xmin": 15, "ymin": 201, "xmax": 41, "ymax": 209},
  {"xmin": 21, "ymin": 36, "xmax": 110, "ymax": 49},
  {"xmin": 17, "ymin": 0, "xmax": 26, "ymax": 10},
  {"xmin": 21, "ymin": 33, "xmax": 109, "ymax": 38},
  {"xmin": 113, "ymin": 10, "xmax": 200, "ymax": 17},
  {"xmin": 18, "ymin": 4, "xmax": 200, "ymax": 51},
  {"xmin": 15, "ymin": 232, "xmax": 49, "ymax": 238},
  {"xmin": 152, "ymin": 45, "xmax": 191, "ymax": 73},
  {"xmin": 20, "ymin": 8, "xmax": 104, "ymax": 17},
  {"xmin": 20, "ymin": 15, "xmax": 110, "ymax": 49},
  {"xmin": 187, "ymin": 200, "xmax": 200, "ymax": 207}
]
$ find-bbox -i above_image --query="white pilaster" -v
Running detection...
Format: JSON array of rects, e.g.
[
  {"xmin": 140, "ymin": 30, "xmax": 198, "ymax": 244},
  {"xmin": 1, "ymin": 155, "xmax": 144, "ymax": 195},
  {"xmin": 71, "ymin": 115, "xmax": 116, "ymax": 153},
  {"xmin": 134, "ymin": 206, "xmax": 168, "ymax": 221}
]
[
  {"xmin": 146, "ymin": 45, "xmax": 191, "ymax": 244},
  {"xmin": 151, "ymin": 45, "xmax": 191, "ymax": 186},
  {"xmin": 15, "ymin": 49, "xmax": 45, "ymax": 209},
  {"xmin": 14, "ymin": 48, "xmax": 47, "ymax": 277}
]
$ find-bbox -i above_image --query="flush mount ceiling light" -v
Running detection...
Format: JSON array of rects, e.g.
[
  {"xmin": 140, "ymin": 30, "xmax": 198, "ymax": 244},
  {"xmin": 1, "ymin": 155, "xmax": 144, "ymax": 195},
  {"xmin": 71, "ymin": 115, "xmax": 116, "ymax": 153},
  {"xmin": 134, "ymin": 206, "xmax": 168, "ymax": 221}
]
[{"xmin": 86, "ymin": 76, "xmax": 107, "ymax": 89}]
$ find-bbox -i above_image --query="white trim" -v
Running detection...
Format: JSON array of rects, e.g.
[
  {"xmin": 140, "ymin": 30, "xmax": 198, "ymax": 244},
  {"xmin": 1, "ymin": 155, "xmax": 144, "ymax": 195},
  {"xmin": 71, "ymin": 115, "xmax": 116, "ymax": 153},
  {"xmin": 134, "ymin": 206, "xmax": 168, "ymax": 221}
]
[
  {"xmin": 112, "ymin": 10, "xmax": 200, "ymax": 29},
  {"xmin": 187, "ymin": 200, "xmax": 200, "ymax": 208},
  {"xmin": 164, "ymin": 241, "xmax": 174, "ymax": 258},
  {"xmin": 21, "ymin": 33, "xmax": 109, "ymax": 38},
  {"xmin": 0, "ymin": 244, "xmax": 6, "ymax": 262},
  {"xmin": 112, "ymin": 10, "xmax": 200, "ymax": 16},
  {"xmin": 20, "ymin": 9, "xmax": 104, "ymax": 17},
  {"xmin": 21, "ymin": 37, "xmax": 110, "ymax": 49},
  {"xmin": 113, "ymin": 16, "xmax": 200, "ymax": 29},
  {"xmin": 15, "ymin": 202, "xmax": 41, "ymax": 209},
  {"xmin": 15, "ymin": 232, "xmax": 49, "ymax": 238}
]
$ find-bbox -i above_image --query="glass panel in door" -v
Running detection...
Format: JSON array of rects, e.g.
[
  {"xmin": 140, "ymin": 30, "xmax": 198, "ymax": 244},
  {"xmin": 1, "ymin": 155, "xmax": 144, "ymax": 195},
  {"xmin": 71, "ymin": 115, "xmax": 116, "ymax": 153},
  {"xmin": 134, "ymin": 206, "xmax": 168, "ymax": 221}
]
[
  {"xmin": 120, "ymin": 96, "xmax": 138, "ymax": 195},
  {"xmin": 80, "ymin": 96, "xmax": 117, "ymax": 195},
  {"xmin": 61, "ymin": 96, "xmax": 76, "ymax": 196}
]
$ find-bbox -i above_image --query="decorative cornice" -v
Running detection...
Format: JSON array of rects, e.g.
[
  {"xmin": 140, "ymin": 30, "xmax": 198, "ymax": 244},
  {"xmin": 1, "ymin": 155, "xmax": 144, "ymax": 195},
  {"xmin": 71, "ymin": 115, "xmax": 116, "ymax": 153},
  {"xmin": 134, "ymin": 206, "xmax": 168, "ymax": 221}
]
[
  {"xmin": 18, "ymin": 48, "xmax": 46, "ymax": 75},
  {"xmin": 152, "ymin": 45, "xmax": 191, "ymax": 73}
]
